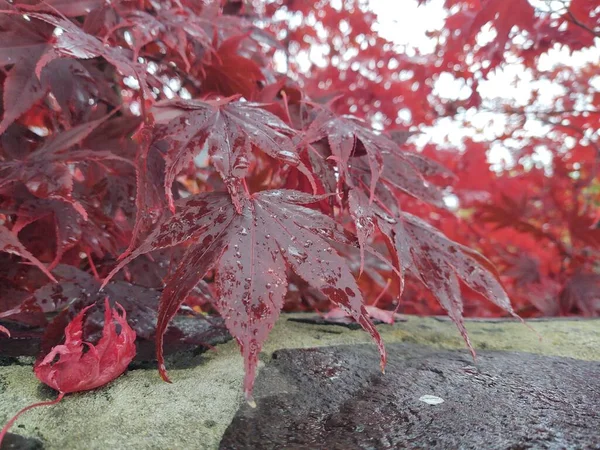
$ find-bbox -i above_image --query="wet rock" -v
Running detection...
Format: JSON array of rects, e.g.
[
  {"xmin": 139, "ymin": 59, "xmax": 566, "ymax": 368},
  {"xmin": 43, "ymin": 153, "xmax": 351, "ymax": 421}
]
[
  {"xmin": 220, "ymin": 343, "xmax": 600, "ymax": 450},
  {"xmin": 128, "ymin": 316, "xmax": 232, "ymax": 370},
  {"xmin": 288, "ymin": 315, "xmax": 404, "ymax": 330},
  {"xmin": 0, "ymin": 315, "xmax": 232, "ymax": 370},
  {"xmin": 0, "ymin": 433, "xmax": 44, "ymax": 450}
]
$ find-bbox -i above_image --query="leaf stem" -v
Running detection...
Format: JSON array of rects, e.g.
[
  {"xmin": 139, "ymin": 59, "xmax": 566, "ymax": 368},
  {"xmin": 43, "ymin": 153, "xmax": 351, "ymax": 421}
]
[{"xmin": 0, "ymin": 392, "xmax": 65, "ymax": 447}]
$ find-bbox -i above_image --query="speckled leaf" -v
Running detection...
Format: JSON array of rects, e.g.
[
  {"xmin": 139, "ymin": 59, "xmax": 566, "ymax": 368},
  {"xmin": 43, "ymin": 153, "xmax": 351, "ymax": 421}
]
[
  {"xmin": 384, "ymin": 210, "xmax": 519, "ymax": 355},
  {"xmin": 151, "ymin": 98, "xmax": 315, "ymax": 211},
  {"xmin": 104, "ymin": 189, "xmax": 385, "ymax": 403},
  {"xmin": 348, "ymin": 189, "xmax": 519, "ymax": 354},
  {"xmin": 303, "ymin": 109, "xmax": 385, "ymax": 200},
  {"xmin": 351, "ymin": 151, "xmax": 454, "ymax": 208}
]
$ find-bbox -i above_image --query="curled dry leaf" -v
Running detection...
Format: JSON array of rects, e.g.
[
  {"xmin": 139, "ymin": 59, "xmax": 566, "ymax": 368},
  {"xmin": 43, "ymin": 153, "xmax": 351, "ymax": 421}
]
[
  {"xmin": 0, "ymin": 298, "xmax": 136, "ymax": 446},
  {"xmin": 34, "ymin": 297, "xmax": 137, "ymax": 393}
]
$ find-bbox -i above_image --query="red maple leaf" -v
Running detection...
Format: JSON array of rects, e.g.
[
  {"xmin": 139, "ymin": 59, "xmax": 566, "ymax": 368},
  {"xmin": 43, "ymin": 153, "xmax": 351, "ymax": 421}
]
[
  {"xmin": 0, "ymin": 113, "xmax": 130, "ymax": 215},
  {"xmin": 349, "ymin": 188, "xmax": 521, "ymax": 355},
  {"xmin": 0, "ymin": 223, "xmax": 55, "ymax": 281},
  {"xmin": 0, "ymin": 298, "xmax": 136, "ymax": 446},
  {"xmin": 103, "ymin": 189, "xmax": 386, "ymax": 404},
  {"xmin": 199, "ymin": 34, "xmax": 265, "ymax": 100},
  {"xmin": 151, "ymin": 97, "xmax": 315, "ymax": 212}
]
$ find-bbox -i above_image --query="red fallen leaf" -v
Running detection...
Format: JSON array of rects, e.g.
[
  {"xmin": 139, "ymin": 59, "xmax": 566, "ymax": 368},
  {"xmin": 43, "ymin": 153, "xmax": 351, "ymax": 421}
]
[
  {"xmin": 0, "ymin": 298, "xmax": 136, "ymax": 446},
  {"xmin": 34, "ymin": 297, "xmax": 137, "ymax": 392},
  {"xmin": 324, "ymin": 306, "xmax": 403, "ymax": 325}
]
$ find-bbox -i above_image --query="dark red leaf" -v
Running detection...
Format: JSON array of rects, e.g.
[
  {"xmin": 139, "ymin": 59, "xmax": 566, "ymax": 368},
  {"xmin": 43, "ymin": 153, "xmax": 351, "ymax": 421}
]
[
  {"xmin": 199, "ymin": 34, "xmax": 265, "ymax": 100},
  {"xmin": 14, "ymin": 0, "xmax": 104, "ymax": 17},
  {"xmin": 0, "ymin": 224, "xmax": 55, "ymax": 281},
  {"xmin": 104, "ymin": 189, "xmax": 386, "ymax": 404},
  {"xmin": 151, "ymin": 98, "xmax": 315, "ymax": 211},
  {"xmin": 303, "ymin": 108, "xmax": 384, "ymax": 200},
  {"xmin": 0, "ymin": 114, "xmax": 130, "ymax": 212},
  {"xmin": 349, "ymin": 189, "xmax": 520, "ymax": 355},
  {"xmin": 0, "ymin": 57, "xmax": 47, "ymax": 134}
]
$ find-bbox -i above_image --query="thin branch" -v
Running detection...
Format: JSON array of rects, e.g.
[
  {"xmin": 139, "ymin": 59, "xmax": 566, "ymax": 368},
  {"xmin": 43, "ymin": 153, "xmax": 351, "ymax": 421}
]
[{"xmin": 565, "ymin": 9, "xmax": 600, "ymax": 39}]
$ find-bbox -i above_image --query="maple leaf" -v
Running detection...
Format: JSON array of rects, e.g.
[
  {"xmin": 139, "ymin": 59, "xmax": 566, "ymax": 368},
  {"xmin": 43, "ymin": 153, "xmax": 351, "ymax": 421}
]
[
  {"xmin": 0, "ymin": 298, "xmax": 136, "ymax": 447},
  {"xmin": 20, "ymin": 13, "xmax": 152, "ymax": 106},
  {"xmin": 302, "ymin": 108, "xmax": 385, "ymax": 200},
  {"xmin": 41, "ymin": 59, "xmax": 110, "ymax": 123},
  {"xmin": 470, "ymin": 0, "xmax": 535, "ymax": 47},
  {"xmin": 0, "ymin": 113, "xmax": 130, "ymax": 214},
  {"xmin": 349, "ymin": 189, "xmax": 520, "ymax": 354},
  {"xmin": 568, "ymin": 212, "xmax": 600, "ymax": 248},
  {"xmin": 352, "ymin": 150, "xmax": 454, "ymax": 208},
  {"xmin": 13, "ymin": 0, "xmax": 104, "ymax": 17},
  {"xmin": 12, "ymin": 198, "xmax": 92, "ymax": 269},
  {"xmin": 0, "ymin": 14, "xmax": 52, "ymax": 133},
  {"xmin": 151, "ymin": 98, "xmax": 315, "ymax": 212},
  {"xmin": 119, "ymin": 125, "xmax": 169, "ymax": 257},
  {"xmin": 344, "ymin": 144, "xmax": 454, "ymax": 274},
  {"xmin": 0, "ymin": 14, "xmax": 117, "ymax": 131},
  {"xmin": 303, "ymin": 107, "xmax": 453, "ymax": 207},
  {"xmin": 199, "ymin": 34, "xmax": 265, "ymax": 100},
  {"xmin": 560, "ymin": 274, "xmax": 600, "ymax": 316},
  {"xmin": 103, "ymin": 189, "xmax": 386, "ymax": 403},
  {"xmin": 0, "ymin": 223, "xmax": 55, "ymax": 282},
  {"xmin": 34, "ymin": 297, "xmax": 137, "ymax": 392},
  {"xmin": 108, "ymin": 6, "xmax": 212, "ymax": 69}
]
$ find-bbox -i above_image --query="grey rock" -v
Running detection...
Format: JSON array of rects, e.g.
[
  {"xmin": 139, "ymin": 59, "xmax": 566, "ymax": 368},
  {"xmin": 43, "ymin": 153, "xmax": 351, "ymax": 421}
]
[
  {"xmin": 220, "ymin": 343, "xmax": 600, "ymax": 450},
  {"xmin": 0, "ymin": 433, "xmax": 44, "ymax": 450}
]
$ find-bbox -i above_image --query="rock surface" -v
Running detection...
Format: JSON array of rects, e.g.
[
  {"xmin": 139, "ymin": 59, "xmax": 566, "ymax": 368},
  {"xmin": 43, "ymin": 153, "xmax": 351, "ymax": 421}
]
[
  {"xmin": 0, "ymin": 434, "xmax": 43, "ymax": 450},
  {"xmin": 0, "ymin": 315, "xmax": 598, "ymax": 449},
  {"xmin": 220, "ymin": 343, "xmax": 600, "ymax": 449}
]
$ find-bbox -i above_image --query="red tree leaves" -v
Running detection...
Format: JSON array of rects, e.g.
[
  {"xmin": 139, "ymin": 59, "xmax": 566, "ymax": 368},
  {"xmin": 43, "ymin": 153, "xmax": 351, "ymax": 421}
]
[
  {"xmin": 0, "ymin": 224, "xmax": 55, "ymax": 281},
  {"xmin": 104, "ymin": 190, "xmax": 386, "ymax": 402},
  {"xmin": 152, "ymin": 98, "xmax": 315, "ymax": 212},
  {"xmin": 349, "ymin": 188, "xmax": 519, "ymax": 355},
  {"xmin": 0, "ymin": 112, "xmax": 128, "ymax": 215},
  {"xmin": 0, "ymin": 0, "xmax": 596, "ymax": 412},
  {"xmin": 461, "ymin": 0, "xmax": 536, "ymax": 59},
  {"xmin": 199, "ymin": 34, "xmax": 265, "ymax": 100}
]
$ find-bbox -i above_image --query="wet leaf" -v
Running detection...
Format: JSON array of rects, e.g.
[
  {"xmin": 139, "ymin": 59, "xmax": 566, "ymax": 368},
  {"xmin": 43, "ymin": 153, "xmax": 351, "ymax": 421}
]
[
  {"xmin": 104, "ymin": 189, "xmax": 386, "ymax": 403},
  {"xmin": 151, "ymin": 98, "xmax": 315, "ymax": 211}
]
